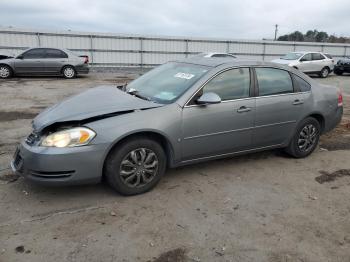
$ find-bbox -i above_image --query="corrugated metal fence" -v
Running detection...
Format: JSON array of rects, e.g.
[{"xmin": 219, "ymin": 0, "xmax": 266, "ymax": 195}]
[{"xmin": 0, "ymin": 27, "xmax": 350, "ymax": 67}]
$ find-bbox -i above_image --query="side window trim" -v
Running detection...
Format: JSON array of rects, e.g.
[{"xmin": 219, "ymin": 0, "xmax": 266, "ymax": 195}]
[
  {"xmin": 185, "ymin": 66, "xmax": 254, "ymax": 106},
  {"xmin": 253, "ymin": 66, "xmax": 295, "ymax": 97}
]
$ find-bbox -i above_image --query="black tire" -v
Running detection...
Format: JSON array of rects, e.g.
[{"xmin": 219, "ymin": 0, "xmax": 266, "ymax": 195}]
[
  {"xmin": 334, "ymin": 69, "xmax": 343, "ymax": 76},
  {"xmin": 105, "ymin": 137, "xmax": 167, "ymax": 195},
  {"xmin": 62, "ymin": 65, "xmax": 76, "ymax": 79},
  {"xmin": 285, "ymin": 117, "xmax": 321, "ymax": 158},
  {"xmin": 0, "ymin": 64, "xmax": 13, "ymax": 79},
  {"xmin": 319, "ymin": 67, "xmax": 329, "ymax": 78}
]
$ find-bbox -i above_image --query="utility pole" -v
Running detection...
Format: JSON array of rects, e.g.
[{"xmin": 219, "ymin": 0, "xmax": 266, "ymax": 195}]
[{"xmin": 274, "ymin": 24, "xmax": 278, "ymax": 40}]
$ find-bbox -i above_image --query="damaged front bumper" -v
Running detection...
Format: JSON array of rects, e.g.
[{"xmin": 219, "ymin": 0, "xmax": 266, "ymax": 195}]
[{"xmin": 11, "ymin": 139, "xmax": 109, "ymax": 186}]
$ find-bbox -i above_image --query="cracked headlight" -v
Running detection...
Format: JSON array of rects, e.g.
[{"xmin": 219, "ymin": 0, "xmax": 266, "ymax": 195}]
[{"xmin": 41, "ymin": 127, "xmax": 96, "ymax": 148}]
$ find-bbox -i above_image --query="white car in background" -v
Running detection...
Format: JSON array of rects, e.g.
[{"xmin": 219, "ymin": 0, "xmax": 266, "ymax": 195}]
[
  {"xmin": 193, "ymin": 52, "xmax": 237, "ymax": 58},
  {"xmin": 271, "ymin": 51, "xmax": 334, "ymax": 78}
]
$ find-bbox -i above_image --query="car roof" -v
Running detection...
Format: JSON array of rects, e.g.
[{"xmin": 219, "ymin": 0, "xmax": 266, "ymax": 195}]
[{"xmin": 173, "ymin": 56, "xmax": 283, "ymax": 68}]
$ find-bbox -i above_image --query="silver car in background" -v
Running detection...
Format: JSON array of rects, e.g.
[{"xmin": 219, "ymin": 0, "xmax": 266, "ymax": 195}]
[
  {"xmin": 0, "ymin": 47, "xmax": 89, "ymax": 79},
  {"xmin": 11, "ymin": 57, "xmax": 343, "ymax": 195},
  {"xmin": 271, "ymin": 51, "xmax": 334, "ymax": 78}
]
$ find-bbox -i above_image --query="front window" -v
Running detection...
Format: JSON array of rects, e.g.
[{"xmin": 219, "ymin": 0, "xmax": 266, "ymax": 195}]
[
  {"xmin": 127, "ymin": 62, "xmax": 209, "ymax": 104},
  {"xmin": 280, "ymin": 53, "xmax": 303, "ymax": 60},
  {"xmin": 202, "ymin": 68, "xmax": 250, "ymax": 101}
]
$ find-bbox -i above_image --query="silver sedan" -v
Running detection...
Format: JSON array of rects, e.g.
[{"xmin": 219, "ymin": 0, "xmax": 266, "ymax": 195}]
[
  {"xmin": 12, "ymin": 57, "xmax": 343, "ymax": 195},
  {"xmin": 0, "ymin": 47, "xmax": 89, "ymax": 79}
]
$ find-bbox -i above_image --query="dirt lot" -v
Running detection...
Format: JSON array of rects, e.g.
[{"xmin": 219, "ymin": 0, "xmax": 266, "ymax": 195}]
[{"xmin": 0, "ymin": 71, "xmax": 350, "ymax": 262}]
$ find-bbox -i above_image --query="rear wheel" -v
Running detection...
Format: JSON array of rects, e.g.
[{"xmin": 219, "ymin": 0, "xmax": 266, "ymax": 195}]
[
  {"xmin": 62, "ymin": 66, "xmax": 76, "ymax": 79},
  {"xmin": 0, "ymin": 65, "xmax": 12, "ymax": 79},
  {"xmin": 285, "ymin": 117, "xmax": 320, "ymax": 158},
  {"xmin": 319, "ymin": 67, "xmax": 329, "ymax": 78},
  {"xmin": 105, "ymin": 137, "xmax": 166, "ymax": 195}
]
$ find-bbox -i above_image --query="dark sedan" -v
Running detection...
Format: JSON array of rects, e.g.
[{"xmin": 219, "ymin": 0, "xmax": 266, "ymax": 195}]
[{"xmin": 334, "ymin": 57, "xmax": 350, "ymax": 75}]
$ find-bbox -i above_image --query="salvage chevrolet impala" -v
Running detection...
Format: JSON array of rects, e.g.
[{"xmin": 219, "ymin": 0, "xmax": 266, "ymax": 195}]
[{"xmin": 11, "ymin": 57, "xmax": 343, "ymax": 195}]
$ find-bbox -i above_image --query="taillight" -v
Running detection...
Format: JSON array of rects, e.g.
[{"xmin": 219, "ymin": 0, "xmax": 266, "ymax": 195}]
[{"xmin": 338, "ymin": 92, "xmax": 343, "ymax": 107}]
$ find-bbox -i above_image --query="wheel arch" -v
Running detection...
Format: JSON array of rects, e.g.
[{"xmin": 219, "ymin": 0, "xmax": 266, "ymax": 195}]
[
  {"xmin": 60, "ymin": 64, "xmax": 76, "ymax": 73},
  {"xmin": 0, "ymin": 63, "xmax": 14, "ymax": 73},
  {"xmin": 102, "ymin": 130, "xmax": 176, "ymax": 177},
  {"xmin": 306, "ymin": 113, "xmax": 325, "ymax": 133}
]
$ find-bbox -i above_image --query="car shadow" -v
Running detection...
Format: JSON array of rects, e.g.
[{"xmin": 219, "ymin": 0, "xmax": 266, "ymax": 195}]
[{"xmin": 12, "ymin": 148, "xmax": 289, "ymax": 199}]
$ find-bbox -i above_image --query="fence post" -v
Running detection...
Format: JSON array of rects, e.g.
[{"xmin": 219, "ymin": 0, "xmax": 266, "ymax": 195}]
[
  {"xmin": 344, "ymin": 46, "xmax": 347, "ymax": 58},
  {"xmin": 185, "ymin": 39, "xmax": 189, "ymax": 58},
  {"xmin": 90, "ymin": 35, "xmax": 94, "ymax": 67},
  {"xmin": 226, "ymin": 41, "xmax": 230, "ymax": 53},
  {"xmin": 140, "ymin": 37, "xmax": 144, "ymax": 70},
  {"xmin": 262, "ymin": 42, "xmax": 266, "ymax": 61},
  {"xmin": 37, "ymin": 33, "xmax": 41, "ymax": 47}
]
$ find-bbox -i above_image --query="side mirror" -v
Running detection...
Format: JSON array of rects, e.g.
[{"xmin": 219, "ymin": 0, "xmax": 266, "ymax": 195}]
[
  {"xmin": 16, "ymin": 55, "xmax": 23, "ymax": 59},
  {"xmin": 196, "ymin": 92, "xmax": 221, "ymax": 105}
]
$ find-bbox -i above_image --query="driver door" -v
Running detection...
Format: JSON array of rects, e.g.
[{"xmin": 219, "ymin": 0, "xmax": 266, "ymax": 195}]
[
  {"xmin": 181, "ymin": 67, "xmax": 255, "ymax": 161},
  {"xmin": 14, "ymin": 48, "xmax": 46, "ymax": 74}
]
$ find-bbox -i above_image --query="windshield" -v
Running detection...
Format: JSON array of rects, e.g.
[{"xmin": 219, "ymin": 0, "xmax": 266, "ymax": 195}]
[
  {"xmin": 127, "ymin": 62, "xmax": 209, "ymax": 104},
  {"xmin": 281, "ymin": 53, "xmax": 303, "ymax": 60}
]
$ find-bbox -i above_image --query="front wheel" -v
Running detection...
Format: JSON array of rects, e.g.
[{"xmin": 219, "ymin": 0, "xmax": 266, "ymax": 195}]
[
  {"xmin": 105, "ymin": 137, "xmax": 167, "ymax": 195},
  {"xmin": 319, "ymin": 67, "xmax": 329, "ymax": 78},
  {"xmin": 62, "ymin": 66, "xmax": 76, "ymax": 79},
  {"xmin": 285, "ymin": 117, "xmax": 321, "ymax": 158},
  {"xmin": 0, "ymin": 65, "xmax": 12, "ymax": 79}
]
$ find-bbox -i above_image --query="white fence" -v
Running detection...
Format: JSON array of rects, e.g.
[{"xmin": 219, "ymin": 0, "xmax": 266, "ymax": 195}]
[{"xmin": 0, "ymin": 27, "xmax": 350, "ymax": 67}]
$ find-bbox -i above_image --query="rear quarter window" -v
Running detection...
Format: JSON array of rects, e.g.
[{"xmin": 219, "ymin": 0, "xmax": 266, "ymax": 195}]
[{"xmin": 294, "ymin": 75, "xmax": 311, "ymax": 92}]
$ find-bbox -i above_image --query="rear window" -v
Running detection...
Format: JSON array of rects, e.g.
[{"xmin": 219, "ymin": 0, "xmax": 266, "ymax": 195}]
[{"xmin": 256, "ymin": 68, "xmax": 293, "ymax": 96}]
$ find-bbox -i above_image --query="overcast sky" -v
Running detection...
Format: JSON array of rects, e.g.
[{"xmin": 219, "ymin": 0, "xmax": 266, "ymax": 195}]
[{"xmin": 0, "ymin": 0, "xmax": 349, "ymax": 39}]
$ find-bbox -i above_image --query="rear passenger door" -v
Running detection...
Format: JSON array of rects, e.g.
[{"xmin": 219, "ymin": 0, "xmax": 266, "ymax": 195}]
[
  {"xmin": 44, "ymin": 49, "xmax": 69, "ymax": 74},
  {"xmin": 311, "ymin": 53, "xmax": 326, "ymax": 72},
  {"xmin": 253, "ymin": 67, "xmax": 305, "ymax": 148}
]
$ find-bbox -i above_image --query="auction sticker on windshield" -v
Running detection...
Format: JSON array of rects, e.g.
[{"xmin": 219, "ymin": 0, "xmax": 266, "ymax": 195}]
[{"xmin": 174, "ymin": 72, "xmax": 195, "ymax": 80}]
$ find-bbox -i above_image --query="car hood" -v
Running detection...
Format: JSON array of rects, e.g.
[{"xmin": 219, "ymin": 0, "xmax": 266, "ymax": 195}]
[
  {"xmin": 33, "ymin": 85, "xmax": 162, "ymax": 131},
  {"xmin": 271, "ymin": 58, "xmax": 296, "ymax": 65},
  {"xmin": 337, "ymin": 58, "xmax": 350, "ymax": 64}
]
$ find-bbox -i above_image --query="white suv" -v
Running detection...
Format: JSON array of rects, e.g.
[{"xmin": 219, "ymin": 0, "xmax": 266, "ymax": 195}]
[{"xmin": 271, "ymin": 51, "xmax": 334, "ymax": 78}]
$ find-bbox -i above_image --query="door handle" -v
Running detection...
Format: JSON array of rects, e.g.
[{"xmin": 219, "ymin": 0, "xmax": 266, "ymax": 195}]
[
  {"xmin": 292, "ymin": 99, "xmax": 304, "ymax": 105},
  {"xmin": 237, "ymin": 106, "xmax": 251, "ymax": 113}
]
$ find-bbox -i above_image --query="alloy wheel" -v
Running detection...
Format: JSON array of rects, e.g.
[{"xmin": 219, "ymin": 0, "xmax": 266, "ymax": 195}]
[
  {"xmin": 321, "ymin": 68, "xmax": 329, "ymax": 78},
  {"xmin": 298, "ymin": 124, "xmax": 318, "ymax": 152},
  {"xmin": 63, "ymin": 67, "xmax": 75, "ymax": 78},
  {"xmin": 0, "ymin": 66, "xmax": 10, "ymax": 78},
  {"xmin": 119, "ymin": 148, "xmax": 159, "ymax": 188}
]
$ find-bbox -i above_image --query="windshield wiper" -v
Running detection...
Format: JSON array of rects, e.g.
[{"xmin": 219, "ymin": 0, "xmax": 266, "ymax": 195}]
[{"xmin": 126, "ymin": 88, "xmax": 152, "ymax": 101}]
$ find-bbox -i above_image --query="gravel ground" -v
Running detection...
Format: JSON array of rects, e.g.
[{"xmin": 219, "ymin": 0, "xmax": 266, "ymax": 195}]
[{"xmin": 0, "ymin": 71, "xmax": 349, "ymax": 262}]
